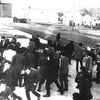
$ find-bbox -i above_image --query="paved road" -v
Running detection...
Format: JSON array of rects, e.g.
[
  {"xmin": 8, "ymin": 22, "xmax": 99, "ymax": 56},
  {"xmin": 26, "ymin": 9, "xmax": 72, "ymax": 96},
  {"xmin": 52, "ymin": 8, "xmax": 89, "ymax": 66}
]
[{"xmin": 0, "ymin": 23, "xmax": 100, "ymax": 100}]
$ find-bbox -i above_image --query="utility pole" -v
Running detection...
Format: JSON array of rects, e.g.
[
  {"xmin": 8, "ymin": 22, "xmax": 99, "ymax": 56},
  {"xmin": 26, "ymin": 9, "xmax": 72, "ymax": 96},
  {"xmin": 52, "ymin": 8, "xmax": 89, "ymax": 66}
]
[{"xmin": 72, "ymin": 0, "xmax": 75, "ymax": 30}]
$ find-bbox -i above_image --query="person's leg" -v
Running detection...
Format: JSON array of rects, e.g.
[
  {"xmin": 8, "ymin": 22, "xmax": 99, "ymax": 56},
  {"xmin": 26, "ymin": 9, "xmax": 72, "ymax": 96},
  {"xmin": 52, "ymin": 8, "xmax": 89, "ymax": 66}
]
[
  {"xmin": 19, "ymin": 74, "xmax": 23, "ymax": 87},
  {"xmin": 26, "ymin": 89, "xmax": 31, "ymax": 100},
  {"xmin": 43, "ymin": 79, "xmax": 51, "ymax": 97},
  {"xmin": 12, "ymin": 92, "xmax": 22, "ymax": 100},
  {"xmin": 54, "ymin": 80, "xmax": 63, "ymax": 94},
  {"xmin": 80, "ymin": 60, "xmax": 83, "ymax": 68},
  {"xmin": 96, "ymin": 71, "xmax": 100, "ymax": 83},
  {"xmin": 37, "ymin": 77, "xmax": 45, "ymax": 91},
  {"xmin": 76, "ymin": 60, "xmax": 79, "ymax": 73},
  {"xmin": 88, "ymin": 72, "xmax": 92, "ymax": 82},
  {"xmin": 69, "ymin": 56, "xmax": 72, "ymax": 64},
  {"xmin": 63, "ymin": 73, "xmax": 68, "ymax": 91},
  {"xmin": 31, "ymin": 86, "xmax": 40, "ymax": 100},
  {"xmin": 59, "ymin": 74, "xmax": 64, "ymax": 90},
  {"xmin": 98, "ymin": 71, "xmax": 100, "ymax": 82}
]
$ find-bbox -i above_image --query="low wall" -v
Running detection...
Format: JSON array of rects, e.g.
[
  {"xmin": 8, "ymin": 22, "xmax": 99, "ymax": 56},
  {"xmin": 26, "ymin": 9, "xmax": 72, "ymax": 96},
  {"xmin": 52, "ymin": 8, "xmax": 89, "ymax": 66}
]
[{"xmin": 0, "ymin": 17, "xmax": 13, "ymax": 23}]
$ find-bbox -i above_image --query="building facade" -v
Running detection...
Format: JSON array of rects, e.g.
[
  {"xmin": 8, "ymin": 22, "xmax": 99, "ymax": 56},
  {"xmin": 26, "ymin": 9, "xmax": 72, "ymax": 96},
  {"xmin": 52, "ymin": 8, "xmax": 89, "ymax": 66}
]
[{"xmin": 0, "ymin": 0, "xmax": 12, "ymax": 17}]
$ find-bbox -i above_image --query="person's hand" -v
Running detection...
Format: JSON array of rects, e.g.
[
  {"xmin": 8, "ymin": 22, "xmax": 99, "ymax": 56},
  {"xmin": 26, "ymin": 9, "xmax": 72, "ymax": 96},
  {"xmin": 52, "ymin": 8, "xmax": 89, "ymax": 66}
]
[
  {"xmin": 37, "ymin": 66, "xmax": 40, "ymax": 71},
  {"xmin": 21, "ymin": 70, "xmax": 25, "ymax": 75}
]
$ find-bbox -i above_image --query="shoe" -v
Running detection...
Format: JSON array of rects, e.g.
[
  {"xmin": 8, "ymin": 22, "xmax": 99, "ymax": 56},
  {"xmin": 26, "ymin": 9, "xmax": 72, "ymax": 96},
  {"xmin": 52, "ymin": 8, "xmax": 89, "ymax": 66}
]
[
  {"xmin": 19, "ymin": 85, "xmax": 24, "ymax": 87},
  {"xmin": 64, "ymin": 88, "xmax": 68, "ymax": 91},
  {"xmin": 96, "ymin": 81, "xmax": 100, "ymax": 84},
  {"xmin": 60, "ymin": 90, "xmax": 64, "ymax": 95},
  {"xmin": 37, "ymin": 89, "xmax": 41, "ymax": 92},
  {"xmin": 57, "ymin": 89, "xmax": 61, "ymax": 92},
  {"xmin": 43, "ymin": 94, "xmax": 50, "ymax": 97}
]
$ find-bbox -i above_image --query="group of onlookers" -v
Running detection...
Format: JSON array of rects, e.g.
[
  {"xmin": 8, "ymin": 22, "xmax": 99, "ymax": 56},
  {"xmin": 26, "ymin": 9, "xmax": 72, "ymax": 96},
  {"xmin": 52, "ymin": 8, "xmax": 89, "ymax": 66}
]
[{"xmin": 0, "ymin": 33, "xmax": 100, "ymax": 100}]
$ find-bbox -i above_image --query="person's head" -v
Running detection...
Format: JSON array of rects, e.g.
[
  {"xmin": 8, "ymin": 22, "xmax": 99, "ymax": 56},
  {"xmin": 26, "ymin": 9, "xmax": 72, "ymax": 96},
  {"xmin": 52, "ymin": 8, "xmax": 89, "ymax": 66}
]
[
  {"xmin": 79, "ymin": 43, "xmax": 83, "ymax": 47},
  {"xmin": 1, "ymin": 36, "xmax": 5, "ymax": 42},
  {"xmin": 48, "ymin": 51, "xmax": 55, "ymax": 59},
  {"xmin": 73, "ymin": 92, "xmax": 80, "ymax": 100},
  {"xmin": 30, "ymin": 38, "xmax": 33, "ymax": 42},
  {"xmin": 80, "ymin": 66, "xmax": 86, "ymax": 72},
  {"xmin": 5, "ymin": 38, "xmax": 10, "ymax": 43},
  {"xmin": 37, "ymin": 35, "xmax": 39, "ymax": 37},
  {"xmin": 58, "ymin": 33, "xmax": 60, "ymax": 35},
  {"xmin": 70, "ymin": 41, "xmax": 73, "ymax": 44},
  {"xmin": 7, "ymin": 43, "xmax": 14, "ymax": 50}
]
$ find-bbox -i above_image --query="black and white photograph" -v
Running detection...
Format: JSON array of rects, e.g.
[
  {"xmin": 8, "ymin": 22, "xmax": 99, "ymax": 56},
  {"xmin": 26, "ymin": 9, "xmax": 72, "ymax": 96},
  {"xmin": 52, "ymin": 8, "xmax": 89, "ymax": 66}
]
[{"xmin": 0, "ymin": 0, "xmax": 100, "ymax": 100}]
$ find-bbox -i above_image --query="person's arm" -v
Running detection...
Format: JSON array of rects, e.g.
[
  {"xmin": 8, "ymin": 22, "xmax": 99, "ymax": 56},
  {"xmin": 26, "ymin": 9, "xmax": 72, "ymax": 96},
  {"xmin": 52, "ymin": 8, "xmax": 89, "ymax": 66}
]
[{"xmin": 10, "ymin": 56, "xmax": 16, "ymax": 67}]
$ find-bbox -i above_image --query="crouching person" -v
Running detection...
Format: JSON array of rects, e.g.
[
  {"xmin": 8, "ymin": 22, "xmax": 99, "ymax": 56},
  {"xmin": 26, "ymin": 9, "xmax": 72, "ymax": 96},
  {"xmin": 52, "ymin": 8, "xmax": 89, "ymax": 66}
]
[
  {"xmin": 75, "ymin": 67, "xmax": 93, "ymax": 100},
  {"xmin": 21, "ymin": 67, "xmax": 41, "ymax": 100}
]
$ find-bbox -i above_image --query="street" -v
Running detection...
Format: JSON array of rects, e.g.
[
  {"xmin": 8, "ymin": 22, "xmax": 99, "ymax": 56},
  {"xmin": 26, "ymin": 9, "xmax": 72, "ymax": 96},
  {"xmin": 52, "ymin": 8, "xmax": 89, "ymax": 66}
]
[{"xmin": 0, "ymin": 23, "xmax": 100, "ymax": 100}]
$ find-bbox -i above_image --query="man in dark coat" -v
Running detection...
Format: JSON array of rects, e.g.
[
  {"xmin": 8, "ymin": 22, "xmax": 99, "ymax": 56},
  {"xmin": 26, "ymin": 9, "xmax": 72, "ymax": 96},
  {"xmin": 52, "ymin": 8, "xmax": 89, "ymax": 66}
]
[
  {"xmin": 56, "ymin": 33, "xmax": 61, "ymax": 42},
  {"xmin": 43, "ymin": 52, "xmax": 63, "ymax": 97},
  {"xmin": 11, "ymin": 48, "xmax": 27, "ymax": 86},
  {"xmin": 64, "ymin": 41, "xmax": 74, "ymax": 64},
  {"xmin": 23, "ymin": 67, "xmax": 41, "ymax": 100},
  {"xmin": 34, "ymin": 35, "xmax": 40, "ymax": 49},
  {"xmin": 37, "ymin": 49, "xmax": 48, "ymax": 91}
]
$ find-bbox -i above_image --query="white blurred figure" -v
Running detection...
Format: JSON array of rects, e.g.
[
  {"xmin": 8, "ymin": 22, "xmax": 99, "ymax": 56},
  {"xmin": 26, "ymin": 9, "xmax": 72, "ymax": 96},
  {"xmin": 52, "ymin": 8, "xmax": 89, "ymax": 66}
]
[
  {"xmin": 2, "ymin": 48, "xmax": 16, "ymax": 73},
  {"xmin": 3, "ymin": 49, "xmax": 16, "ymax": 63},
  {"xmin": 87, "ymin": 46, "xmax": 91, "ymax": 51}
]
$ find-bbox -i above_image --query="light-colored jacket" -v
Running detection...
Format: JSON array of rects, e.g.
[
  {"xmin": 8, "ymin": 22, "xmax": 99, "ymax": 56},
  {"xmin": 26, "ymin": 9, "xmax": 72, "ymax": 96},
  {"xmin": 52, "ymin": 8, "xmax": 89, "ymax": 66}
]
[{"xmin": 85, "ymin": 56, "xmax": 93, "ymax": 72}]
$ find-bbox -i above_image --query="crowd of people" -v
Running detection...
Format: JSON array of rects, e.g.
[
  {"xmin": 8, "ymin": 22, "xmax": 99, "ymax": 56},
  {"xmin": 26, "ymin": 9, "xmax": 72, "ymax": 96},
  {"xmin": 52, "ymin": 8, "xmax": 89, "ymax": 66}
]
[{"xmin": 0, "ymin": 32, "xmax": 99, "ymax": 100}]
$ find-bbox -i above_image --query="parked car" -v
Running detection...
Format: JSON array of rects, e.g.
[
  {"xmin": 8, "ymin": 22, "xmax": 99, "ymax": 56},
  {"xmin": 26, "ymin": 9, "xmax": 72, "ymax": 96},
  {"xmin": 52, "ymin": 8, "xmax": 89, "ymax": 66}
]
[{"xmin": 13, "ymin": 17, "xmax": 27, "ymax": 23}]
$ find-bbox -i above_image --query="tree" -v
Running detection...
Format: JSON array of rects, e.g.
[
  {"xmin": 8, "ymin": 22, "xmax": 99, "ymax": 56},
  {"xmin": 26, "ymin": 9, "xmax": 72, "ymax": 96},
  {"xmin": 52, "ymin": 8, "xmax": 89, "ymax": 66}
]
[{"xmin": 80, "ymin": 8, "xmax": 93, "ymax": 16}]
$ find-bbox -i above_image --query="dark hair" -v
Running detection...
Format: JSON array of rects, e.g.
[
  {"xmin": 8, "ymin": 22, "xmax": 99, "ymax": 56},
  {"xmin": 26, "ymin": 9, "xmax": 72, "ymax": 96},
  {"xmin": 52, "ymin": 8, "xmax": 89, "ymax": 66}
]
[
  {"xmin": 73, "ymin": 92, "xmax": 80, "ymax": 100},
  {"xmin": 79, "ymin": 43, "xmax": 82, "ymax": 46},
  {"xmin": 49, "ymin": 51, "xmax": 55, "ymax": 59},
  {"xmin": 80, "ymin": 66, "xmax": 86, "ymax": 72},
  {"xmin": 1, "ymin": 36, "xmax": 5, "ymax": 39}
]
